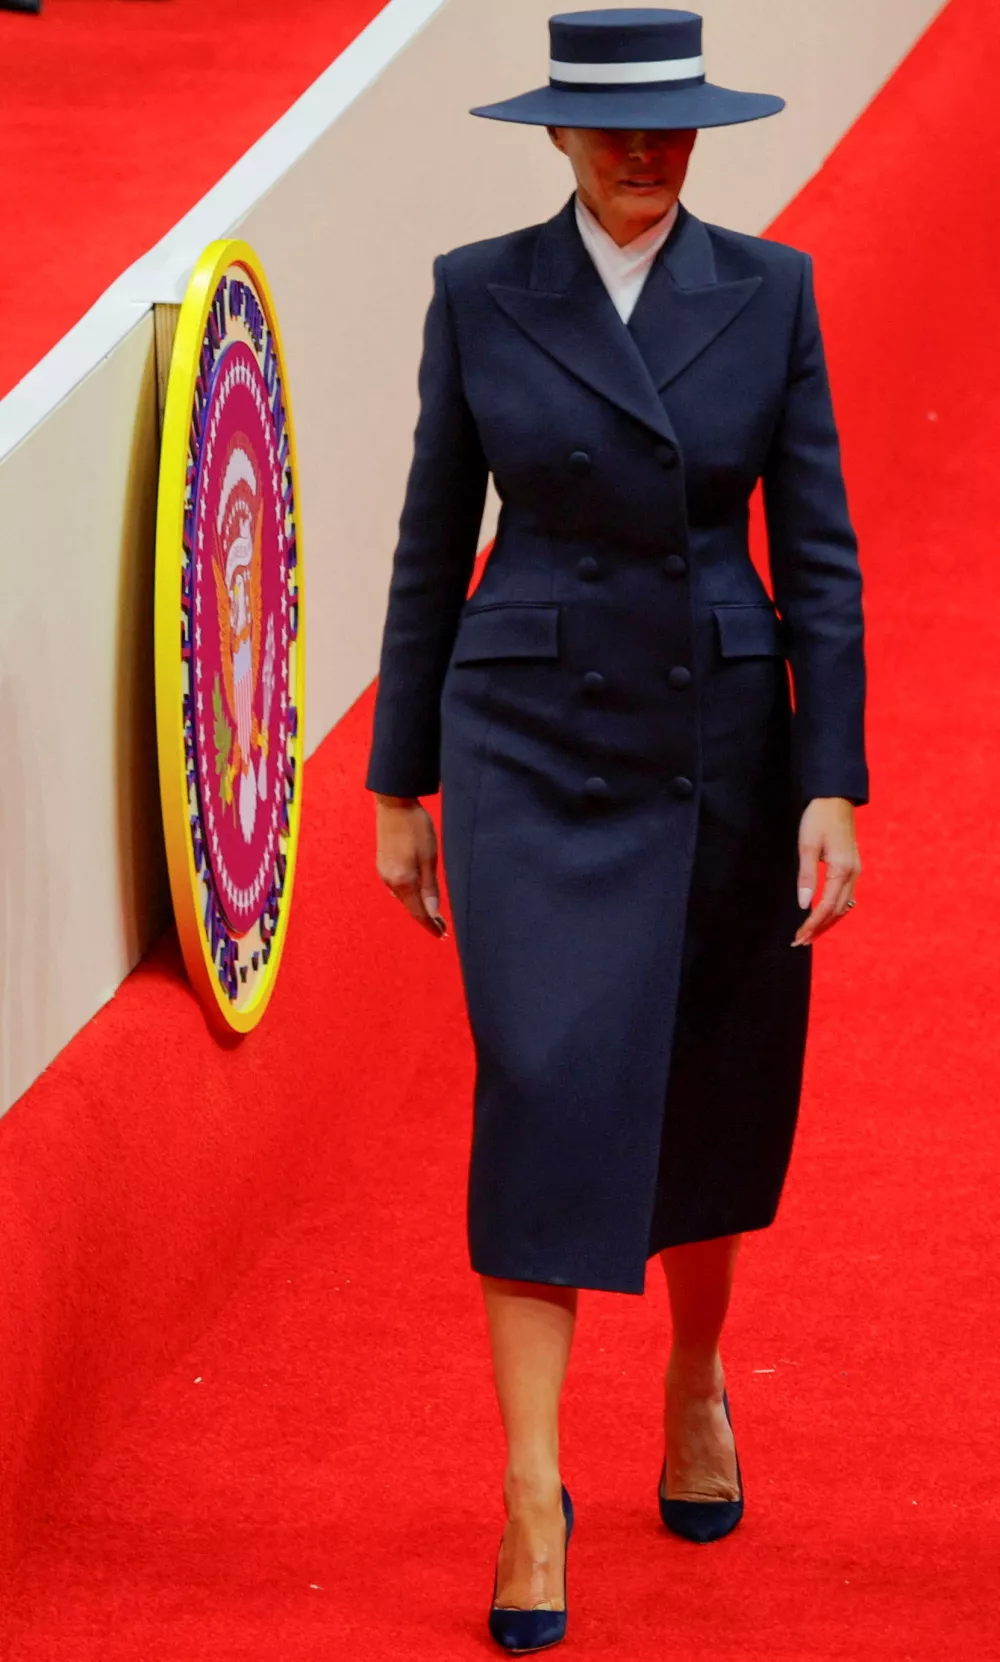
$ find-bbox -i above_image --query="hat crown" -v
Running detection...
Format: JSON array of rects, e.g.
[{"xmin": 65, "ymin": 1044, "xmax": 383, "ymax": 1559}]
[{"xmin": 549, "ymin": 8, "xmax": 703, "ymax": 66}]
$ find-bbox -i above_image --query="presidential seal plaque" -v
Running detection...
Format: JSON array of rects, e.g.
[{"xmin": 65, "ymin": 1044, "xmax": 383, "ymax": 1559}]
[{"xmin": 155, "ymin": 240, "xmax": 304, "ymax": 1035}]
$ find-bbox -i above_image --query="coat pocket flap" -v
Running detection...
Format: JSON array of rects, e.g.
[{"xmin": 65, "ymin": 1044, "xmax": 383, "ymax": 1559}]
[
  {"xmin": 452, "ymin": 603, "xmax": 560, "ymax": 664},
  {"xmin": 712, "ymin": 604, "xmax": 787, "ymax": 658}
]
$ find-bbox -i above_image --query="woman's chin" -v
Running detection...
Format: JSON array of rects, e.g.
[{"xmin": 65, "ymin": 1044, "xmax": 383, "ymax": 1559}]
[{"xmin": 616, "ymin": 193, "xmax": 674, "ymax": 234}]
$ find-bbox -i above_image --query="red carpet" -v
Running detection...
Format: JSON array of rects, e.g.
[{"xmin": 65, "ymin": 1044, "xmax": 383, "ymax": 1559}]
[
  {"xmin": 0, "ymin": 0, "xmax": 387, "ymax": 399},
  {"xmin": 2, "ymin": 0, "xmax": 999, "ymax": 1655}
]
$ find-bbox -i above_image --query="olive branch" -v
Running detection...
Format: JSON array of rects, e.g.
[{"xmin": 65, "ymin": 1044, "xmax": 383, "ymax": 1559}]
[{"xmin": 213, "ymin": 675, "xmax": 234, "ymax": 807}]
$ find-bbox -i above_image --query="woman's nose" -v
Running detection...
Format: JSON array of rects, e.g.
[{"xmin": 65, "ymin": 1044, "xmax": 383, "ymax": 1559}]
[{"xmin": 625, "ymin": 130, "xmax": 654, "ymax": 160}]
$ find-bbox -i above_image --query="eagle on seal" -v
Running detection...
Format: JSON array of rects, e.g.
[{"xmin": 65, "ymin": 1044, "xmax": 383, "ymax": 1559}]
[{"xmin": 211, "ymin": 435, "xmax": 271, "ymax": 844}]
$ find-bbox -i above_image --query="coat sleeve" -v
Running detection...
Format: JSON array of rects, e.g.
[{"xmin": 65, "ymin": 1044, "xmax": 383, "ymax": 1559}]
[
  {"xmin": 762, "ymin": 253, "xmax": 869, "ymax": 808},
  {"xmin": 364, "ymin": 256, "xmax": 490, "ymax": 798}
]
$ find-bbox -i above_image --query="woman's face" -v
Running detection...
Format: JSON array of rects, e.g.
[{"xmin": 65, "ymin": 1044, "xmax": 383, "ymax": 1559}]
[{"xmin": 548, "ymin": 126, "xmax": 696, "ymax": 246}]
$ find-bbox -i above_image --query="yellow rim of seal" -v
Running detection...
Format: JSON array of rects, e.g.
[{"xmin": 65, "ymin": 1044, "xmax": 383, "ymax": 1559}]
[{"xmin": 154, "ymin": 239, "xmax": 306, "ymax": 1036}]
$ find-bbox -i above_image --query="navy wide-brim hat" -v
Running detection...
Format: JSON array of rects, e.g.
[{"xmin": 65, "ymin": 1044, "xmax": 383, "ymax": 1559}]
[{"xmin": 470, "ymin": 8, "xmax": 784, "ymax": 130}]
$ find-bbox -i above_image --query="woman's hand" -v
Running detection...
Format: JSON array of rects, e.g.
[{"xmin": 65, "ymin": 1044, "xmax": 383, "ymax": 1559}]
[
  {"xmin": 792, "ymin": 797, "xmax": 862, "ymax": 947},
  {"xmin": 374, "ymin": 795, "xmax": 448, "ymax": 938}
]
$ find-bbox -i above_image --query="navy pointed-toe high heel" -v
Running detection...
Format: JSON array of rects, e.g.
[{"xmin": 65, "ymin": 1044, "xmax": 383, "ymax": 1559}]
[
  {"xmin": 659, "ymin": 1388, "xmax": 744, "ymax": 1543},
  {"xmin": 488, "ymin": 1484, "xmax": 573, "ymax": 1655}
]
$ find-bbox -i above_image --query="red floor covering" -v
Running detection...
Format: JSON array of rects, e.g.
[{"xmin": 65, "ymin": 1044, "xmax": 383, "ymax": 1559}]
[
  {"xmin": 0, "ymin": 0, "xmax": 386, "ymax": 400},
  {"xmin": 3, "ymin": 0, "xmax": 1000, "ymax": 1655}
]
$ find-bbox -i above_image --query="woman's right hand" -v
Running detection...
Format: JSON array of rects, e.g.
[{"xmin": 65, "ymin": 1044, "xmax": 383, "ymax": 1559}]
[{"xmin": 374, "ymin": 795, "xmax": 448, "ymax": 938}]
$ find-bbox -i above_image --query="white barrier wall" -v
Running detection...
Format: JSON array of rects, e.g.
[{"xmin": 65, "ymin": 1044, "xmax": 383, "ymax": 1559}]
[{"xmin": 0, "ymin": 0, "xmax": 944, "ymax": 1114}]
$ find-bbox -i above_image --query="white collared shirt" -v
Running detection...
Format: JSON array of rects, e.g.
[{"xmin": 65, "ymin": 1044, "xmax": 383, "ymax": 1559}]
[{"xmin": 574, "ymin": 193, "xmax": 679, "ymax": 324}]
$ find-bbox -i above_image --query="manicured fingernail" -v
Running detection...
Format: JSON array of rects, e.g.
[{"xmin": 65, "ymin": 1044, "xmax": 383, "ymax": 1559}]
[
  {"xmin": 424, "ymin": 894, "xmax": 439, "ymax": 917},
  {"xmin": 798, "ymin": 887, "xmax": 813, "ymax": 908}
]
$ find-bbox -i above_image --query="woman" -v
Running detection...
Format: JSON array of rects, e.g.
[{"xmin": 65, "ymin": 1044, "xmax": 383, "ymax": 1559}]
[{"xmin": 366, "ymin": 8, "xmax": 867, "ymax": 1652}]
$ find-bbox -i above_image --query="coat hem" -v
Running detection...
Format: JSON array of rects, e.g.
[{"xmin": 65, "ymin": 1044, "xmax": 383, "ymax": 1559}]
[
  {"xmin": 647, "ymin": 1209, "xmax": 780, "ymax": 1258},
  {"xmin": 470, "ymin": 1253, "xmax": 647, "ymax": 1297},
  {"xmin": 468, "ymin": 1210, "xmax": 784, "ymax": 1296}
]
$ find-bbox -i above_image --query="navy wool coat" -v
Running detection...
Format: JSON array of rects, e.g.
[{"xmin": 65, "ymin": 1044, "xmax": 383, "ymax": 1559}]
[{"xmin": 366, "ymin": 194, "xmax": 868, "ymax": 1295}]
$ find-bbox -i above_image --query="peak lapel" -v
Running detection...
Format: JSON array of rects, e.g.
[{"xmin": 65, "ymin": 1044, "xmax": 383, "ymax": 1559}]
[
  {"xmin": 627, "ymin": 204, "xmax": 762, "ymax": 391},
  {"xmin": 487, "ymin": 196, "xmax": 677, "ymax": 447}
]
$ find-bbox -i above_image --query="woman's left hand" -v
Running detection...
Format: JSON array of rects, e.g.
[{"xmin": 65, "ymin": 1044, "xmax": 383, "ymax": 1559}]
[{"xmin": 792, "ymin": 797, "xmax": 862, "ymax": 946}]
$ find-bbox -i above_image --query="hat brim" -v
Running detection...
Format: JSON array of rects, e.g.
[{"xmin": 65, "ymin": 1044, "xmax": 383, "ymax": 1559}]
[{"xmin": 469, "ymin": 82, "xmax": 784, "ymax": 130}]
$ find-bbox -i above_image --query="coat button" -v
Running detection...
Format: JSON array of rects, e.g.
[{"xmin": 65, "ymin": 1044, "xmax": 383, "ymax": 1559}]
[
  {"xmin": 655, "ymin": 444, "xmax": 679, "ymax": 470},
  {"xmin": 670, "ymin": 775, "xmax": 694, "ymax": 799},
  {"xmin": 663, "ymin": 554, "xmax": 688, "ymax": 577},
  {"xmin": 584, "ymin": 775, "xmax": 610, "ymax": 800},
  {"xmin": 583, "ymin": 670, "xmax": 606, "ymax": 692},
  {"xmin": 568, "ymin": 449, "xmax": 592, "ymax": 474},
  {"xmin": 577, "ymin": 555, "xmax": 601, "ymax": 580},
  {"xmin": 668, "ymin": 666, "xmax": 692, "ymax": 690}
]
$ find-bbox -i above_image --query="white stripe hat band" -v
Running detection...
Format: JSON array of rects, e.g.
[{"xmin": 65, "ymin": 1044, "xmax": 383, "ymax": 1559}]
[
  {"xmin": 469, "ymin": 8, "xmax": 785, "ymax": 131},
  {"xmin": 549, "ymin": 53, "xmax": 706, "ymax": 86}
]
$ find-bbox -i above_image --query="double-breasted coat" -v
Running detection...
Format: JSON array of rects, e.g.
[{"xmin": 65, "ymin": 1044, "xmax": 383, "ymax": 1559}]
[{"xmin": 366, "ymin": 194, "xmax": 868, "ymax": 1294}]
